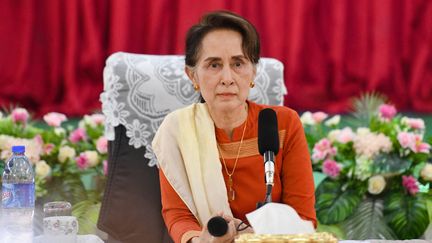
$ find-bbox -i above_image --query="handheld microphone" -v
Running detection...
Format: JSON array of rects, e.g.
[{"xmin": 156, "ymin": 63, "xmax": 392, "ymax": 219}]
[
  {"xmin": 207, "ymin": 216, "xmax": 228, "ymax": 237},
  {"xmin": 258, "ymin": 108, "xmax": 279, "ymax": 204}
]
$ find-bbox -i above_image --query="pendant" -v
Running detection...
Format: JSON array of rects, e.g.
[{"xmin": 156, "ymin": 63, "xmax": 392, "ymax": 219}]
[{"xmin": 228, "ymin": 176, "xmax": 235, "ymax": 201}]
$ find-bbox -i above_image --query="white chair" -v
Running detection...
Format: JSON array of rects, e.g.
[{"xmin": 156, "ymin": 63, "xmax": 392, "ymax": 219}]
[{"xmin": 98, "ymin": 52, "xmax": 286, "ymax": 243}]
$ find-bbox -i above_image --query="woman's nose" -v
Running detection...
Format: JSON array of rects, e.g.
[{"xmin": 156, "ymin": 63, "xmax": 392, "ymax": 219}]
[{"xmin": 220, "ymin": 66, "xmax": 234, "ymax": 86}]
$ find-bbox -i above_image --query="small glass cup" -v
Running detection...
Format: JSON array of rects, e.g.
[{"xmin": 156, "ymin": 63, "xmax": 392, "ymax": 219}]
[
  {"xmin": 43, "ymin": 201, "xmax": 77, "ymax": 243},
  {"xmin": 43, "ymin": 201, "xmax": 72, "ymax": 218}
]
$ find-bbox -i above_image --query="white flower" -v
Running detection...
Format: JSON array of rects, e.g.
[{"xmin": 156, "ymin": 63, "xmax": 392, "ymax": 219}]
[
  {"xmin": 328, "ymin": 129, "xmax": 341, "ymax": 142},
  {"xmin": 325, "ymin": 115, "xmax": 341, "ymax": 127},
  {"xmin": 368, "ymin": 175, "xmax": 386, "ymax": 195},
  {"xmin": 355, "ymin": 156, "xmax": 373, "ymax": 181},
  {"xmin": 0, "ymin": 135, "xmax": 42, "ymax": 163},
  {"xmin": 300, "ymin": 112, "xmax": 315, "ymax": 126},
  {"xmin": 145, "ymin": 145, "xmax": 158, "ymax": 167},
  {"xmin": 0, "ymin": 135, "xmax": 13, "ymax": 150},
  {"xmin": 78, "ymin": 115, "xmax": 94, "ymax": 128},
  {"xmin": 421, "ymin": 163, "xmax": 432, "ymax": 181},
  {"xmin": 102, "ymin": 100, "xmax": 130, "ymax": 127},
  {"xmin": 0, "ymin": 111, "xmax": 3, "ymax": 119},
  {"xmin": 84, "ymin": 150, "xmax": 99, "ymax": 167},
  {"xmin": 126, "ymin": 119, "xmax": 151, "ymax": 148},
  {"xmin": 35, "ymin": 160, "xmax": 51, "ymax": 179},
  {"xmin": 354, "ymin": 132, "xmax": 392, "ymax": 159},
  {"xmin": 356, "ymin": 127, "xmax": 371, "ymax": 136},
  {"xmin": 58, "ymin": 146, "xmax": 76, "ymax": 163},
  {"xmin": 54, "ymin": 127, "xmax": 66, "ymax": 136},
  {"xmin": 103, "ymin": 65, "xmax": 122, "ymax": 97}
]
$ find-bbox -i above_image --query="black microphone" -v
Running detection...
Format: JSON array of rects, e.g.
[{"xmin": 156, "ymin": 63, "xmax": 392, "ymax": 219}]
[
  {"xmin": 258, "ymin": 108, "xmax": 279, "ymax": 204},
  {"xmin": 207, "ymin": 216, "xmax": 228, "ymax": 237}
]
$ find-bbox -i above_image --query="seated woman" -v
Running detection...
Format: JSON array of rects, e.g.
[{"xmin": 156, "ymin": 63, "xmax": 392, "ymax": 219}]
[{"xmin": 152, "ymin": 10, "xmax": 316, "ymax": 243}]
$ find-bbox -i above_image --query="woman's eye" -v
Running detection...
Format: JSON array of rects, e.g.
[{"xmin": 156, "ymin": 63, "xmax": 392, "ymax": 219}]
[{"xmin": 211, "ymin": 63, "xmax": 219, "ymax": 68}]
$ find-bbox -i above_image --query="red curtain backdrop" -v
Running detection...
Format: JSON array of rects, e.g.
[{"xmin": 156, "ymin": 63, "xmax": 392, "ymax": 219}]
[{"xmin": 1, "ymin": 0, "xmax": 431, "ymax": 116}]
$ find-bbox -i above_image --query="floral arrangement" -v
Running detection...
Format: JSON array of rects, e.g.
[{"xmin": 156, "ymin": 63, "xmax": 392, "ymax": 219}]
[
  {"xmin": 0, "ymin": 108, "xmax": 107, "ymax": 206},
  {"xmin": 301, "ymin": 94, "xmax": 432, "ymax": 240}
]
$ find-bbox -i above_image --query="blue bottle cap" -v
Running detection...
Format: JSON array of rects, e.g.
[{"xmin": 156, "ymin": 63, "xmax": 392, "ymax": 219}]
[{"xmin": 12, "ymin": 145, "xmax": 25, "ymax": 153}]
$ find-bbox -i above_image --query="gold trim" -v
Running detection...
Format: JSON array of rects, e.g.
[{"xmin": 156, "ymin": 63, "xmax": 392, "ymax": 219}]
[
  {"xmin": 218, "ymin": 130, "xmax": 286, "ymax": 159},
  {"xmin": 235, "ymin": 232, "xmax": 338, "ymax": 243}
]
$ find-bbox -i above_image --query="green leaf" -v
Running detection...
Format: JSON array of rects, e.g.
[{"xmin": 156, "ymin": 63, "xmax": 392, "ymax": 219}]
[
  {"xmin": 347, "ymin": 92, "xmax": 387, "ymax": 128},
  {"xmin": 425, "ymin": 196, "xmax": 432, "ymax": 222},
  {"xmin": 384, "ymin": 193, "xmax": 429, "ymax": 239},
  {"xmin": 0, "ymin": 119, "xmax": 43, "ymax": 138},
  {"xmin": 72, "ymin": 200, "xmax": 101, "ymax": 234},
  {"xmin": 316, "ymin": 179, "xmax": 362, "ymax": 224},
  {"xmin": 413, "ymin": 162, "xmax": 426, "ymax": 178},
  {"xmin": 373, "ymin": 153, "xmax": 411, "ymax": 176},
  {"xmin": 344, "ymin": 197, "xmax": 396, "ymax": 240}
]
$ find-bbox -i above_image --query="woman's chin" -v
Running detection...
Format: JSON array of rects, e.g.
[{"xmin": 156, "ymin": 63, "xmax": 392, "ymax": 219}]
[{"xmin": 210, "ymin": 100, "xmax": 245, "ymax": 113}]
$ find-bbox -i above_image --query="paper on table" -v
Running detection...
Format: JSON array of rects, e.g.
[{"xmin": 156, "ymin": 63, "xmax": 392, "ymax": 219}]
[{"xmin": 246, "ymin": 202, "xmax": 315, "ymax": 234}]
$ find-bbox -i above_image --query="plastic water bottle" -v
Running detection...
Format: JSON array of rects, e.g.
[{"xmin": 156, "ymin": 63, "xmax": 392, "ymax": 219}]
[{"xmin": 1, "ymin": 145, "xmax": 35, "ymax": 243}]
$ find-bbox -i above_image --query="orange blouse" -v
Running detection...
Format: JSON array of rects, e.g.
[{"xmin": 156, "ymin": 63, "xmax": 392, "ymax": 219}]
[{"xmin": 159, "ymin": 101, "xmax": 316, "ymax": 243}]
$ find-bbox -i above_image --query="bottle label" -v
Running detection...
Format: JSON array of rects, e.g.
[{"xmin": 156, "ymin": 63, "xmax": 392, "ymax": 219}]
[{"xmin": 1, "ymin": 183, "xmax": 35, "ymax": 208}]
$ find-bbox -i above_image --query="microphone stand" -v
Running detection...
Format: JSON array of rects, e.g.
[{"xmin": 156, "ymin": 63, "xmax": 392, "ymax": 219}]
[{"xmin": 257, "ymin": 151, "xmax": 274, "ymax": 208}]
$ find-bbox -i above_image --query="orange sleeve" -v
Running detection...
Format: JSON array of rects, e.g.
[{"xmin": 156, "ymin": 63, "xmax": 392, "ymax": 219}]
[
  {"xmin": 281, "ymin": 110, "xmax": 317, "ymax": 228},
  {"xmin": 159, "ymin": 169, "xmax": 202, "ymax": 243}
]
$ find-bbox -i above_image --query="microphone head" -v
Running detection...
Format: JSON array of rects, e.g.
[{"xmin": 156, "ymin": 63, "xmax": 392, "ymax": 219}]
[
  {"xmin": 258, "ymin": 108, "xmax": 279, "ymax": 155},
  {"xmin": 207, "ymin": 216, "xmax": 228, "ymax": 237}
]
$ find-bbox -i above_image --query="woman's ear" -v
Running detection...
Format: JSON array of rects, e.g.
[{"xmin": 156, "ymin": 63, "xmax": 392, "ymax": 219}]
[{"xmin": 185, "ymin": 66, "xmax": 198, "ymax": 87}]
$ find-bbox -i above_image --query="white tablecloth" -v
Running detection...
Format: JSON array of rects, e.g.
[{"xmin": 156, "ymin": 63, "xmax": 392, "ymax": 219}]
[{"xmin": 34, "ymin": 234, "xmax": 103, "ymax": 243}]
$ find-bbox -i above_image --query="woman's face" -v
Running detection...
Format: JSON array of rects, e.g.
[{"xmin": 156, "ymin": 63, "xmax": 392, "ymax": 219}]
[{"xmin": 187, "ymin": 29, "xmax": 256, "ymax": 113}]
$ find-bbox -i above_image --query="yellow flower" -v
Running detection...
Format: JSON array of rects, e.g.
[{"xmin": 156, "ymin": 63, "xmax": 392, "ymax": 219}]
[
  {"xmin": 420, "ymin": 163, "xmax": 432, "ymax": 181},
  {"xmin": 58, "ymin": 146, "xmax": 76, "ymax": 163},
  {"xmin": 35, "ymin": 160, "xmax": 51, "ymax": 179},
  {"xmin": 84, "ymin": 150, "xmax": 99, "ymax": 167},
  {"xmin": 368, "ymin": 175, "xmax": 386, "ymax": 195}
]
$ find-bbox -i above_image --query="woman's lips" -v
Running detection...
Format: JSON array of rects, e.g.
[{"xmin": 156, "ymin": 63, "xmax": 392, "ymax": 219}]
[{"xmin": 217, "ymin": 93, "xmax": 236, "ymax": 96}]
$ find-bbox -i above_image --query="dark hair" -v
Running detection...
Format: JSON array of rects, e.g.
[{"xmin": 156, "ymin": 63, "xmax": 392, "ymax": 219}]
[{"xmin": 185, "ymin": 10, "xmax": 260, "ymax": 67}]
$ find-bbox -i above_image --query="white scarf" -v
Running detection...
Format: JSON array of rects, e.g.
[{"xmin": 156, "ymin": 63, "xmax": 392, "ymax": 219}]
[{"xmin": 152, "ymin": 103, "xmax": 232, "ymax": 225}]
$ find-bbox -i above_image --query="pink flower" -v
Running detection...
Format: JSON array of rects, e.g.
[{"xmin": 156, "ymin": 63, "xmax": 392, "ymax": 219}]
[
  {"xmin": 103, "ymin": 160, "xmax": 108, "ymax": 176},
  {"xmin": 398, "ymin": 132, "xmax": 430, "ymax": 153},
  {"xmin": 402, "ymin": 117, "xmax": 425, "ymax": 130},
  {"xmin": 69, "ymin": 128, "xmax": 87, "ymax": 143},
  {"xmin": 96, "ymin": 136, "xmax": 108, "ymax": 154},
  {"xmin": 90, "ymin": 114, "xmax": 105, "ymax": 126},
  {"xmin": 312, "ymin": 138, "xmax": 337, "ymax": 162},
  {"xmin": 378, "ymin": 104, "xmax": 397, "ymax": 120},
  {"xmin": 397, "ymin": 132, "xmax": 415, "ymax": 149},
  {"xmin": 312, "ymin": 150, "xmax": 325, "ymax": 162},
  {"xmin": 43, "ymin": 143, "xmax": 55, "ymax": 155},
  {"xmin": 43, "ymin": 112, "xmax": 67, "ymax": 127},
  {"xmin": 402, "ymin": 175, "xmax": 419, "ymax": 195},
  {"xmin": 75, "ymin": 153, "xmax": 90, "ymax": 170},
  {"xmin": 312, "ymin": 112, "xmax": 328, "ymax": 124},
  {"xmin": 322, "ymin": 159, "xmax": 342, "ymax": 178},
  {"xmin": 11, "ymin": 108, "xmax": 29, "ymax": 124},
  {"xmin": 337, "ymin": 127, "xmax": 356, "ymax": 144},
  {"xmin": 411, "ymin": 135, "xmax": 430, "ymax": 153}
]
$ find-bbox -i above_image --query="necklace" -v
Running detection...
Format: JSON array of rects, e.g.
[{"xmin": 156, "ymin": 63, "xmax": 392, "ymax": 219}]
[{"xmin": 217, "ymin": 118, "xmax": 248, "ymax": 201}]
